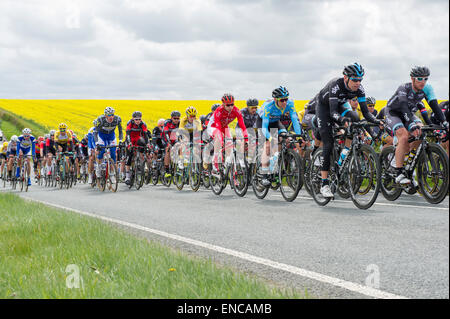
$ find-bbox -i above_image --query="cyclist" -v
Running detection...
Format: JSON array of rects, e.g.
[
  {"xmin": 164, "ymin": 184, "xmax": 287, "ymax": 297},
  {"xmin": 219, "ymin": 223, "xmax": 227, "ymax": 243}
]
[
  {"xmin": 151, "ymin": 118, "xmax": 166, "ymax": 167},
  {"xmin": 6, "ymin": 135, "xmax": 19, "ymax": 180},
  {"xmin": 16, "ymin": 128, "xmax": 36, "ymax": 186},
  {"xmin": 202, "ymin": 103, "xmax": 221, "ymax": 132},
  {"xmin": 54, "ymin": 123, "xmax": 73, "ymax": 180},
  {"xmin": 94, "ymin": 106, "xmax": 123, "ymax": 178},
  {"xmin": 43, "ymin": 130, "xmax": 57, "ymax": 177},
  {"xmin": 33, "ymin": 136, "xmax": 44, "ymax": 182},
  {"xmin": 162, "ymin": 111, "xmax": 181, "ymax": 178},
  {"xmin": 124, "ymin": 111, "xmax": 149, "ymax": 185},
  {"xmin": 430, "ymin": 100, "xmax": 449, "ymax": 156},
  {"xmin": 256, "ymin": 86, "xmax": 302, "ymax": 186},
  {"xmin": 86, "ymin": 123, "xmax": 97, "ymax": 184},
  {"xmin": 175, "ymin": 106, "xmax": 203, "ymax": 168},
  {"xmin": 314, "ymin": 63, "xmax": 382, "ymax": 198},
  {"xmin": 0, "ymin": 140, "xmax": 8, "ymax": 180},
  {"xmin": 207, "ymin": 93, "xmax": 248, "ymax": 175},
  {"xmin": 385, "ymin": 66, "xmax": 448, "ymax": 184}
]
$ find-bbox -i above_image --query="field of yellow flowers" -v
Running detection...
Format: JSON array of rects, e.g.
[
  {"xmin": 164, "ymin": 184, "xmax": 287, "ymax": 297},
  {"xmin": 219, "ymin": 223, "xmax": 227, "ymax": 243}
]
[
  {"xmin": 0, "ymin": 99, "xmax": 308, "ymax": 137},
  {"xmin": 0, "ymin": 99, "xmax": 394, "ymax": 138}
]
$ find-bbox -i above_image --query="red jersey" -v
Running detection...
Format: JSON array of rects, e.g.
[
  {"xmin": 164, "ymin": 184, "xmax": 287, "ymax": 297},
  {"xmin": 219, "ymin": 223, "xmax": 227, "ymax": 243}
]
[
  {"xmin": 162, "ymin": 119, "xmax": 179, "ymax": 145},
  {"xmin": 210, "ymin": 105, "xmax": 248, "ymax": 137},
  {"xmin": 126, "ymin": 120, "xmax": 148, "ymax": 146}
]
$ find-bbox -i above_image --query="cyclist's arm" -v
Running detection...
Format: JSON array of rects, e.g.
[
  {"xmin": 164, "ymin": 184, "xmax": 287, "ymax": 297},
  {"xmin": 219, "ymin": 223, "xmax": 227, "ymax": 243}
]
[
  {"xmin": 236, "ymin": 113, "xmax": 248, "ymax": 138},
  {"xmin": 288, "ymin": 104, "xmax": 302, "ymax": 135},
  {"xmin": 359, "ymin": 100, "xmax": 378, "ymax": 124},
  {"xmin": 117, "ymin": 116, "xmax": 124, "ymax": 141}
]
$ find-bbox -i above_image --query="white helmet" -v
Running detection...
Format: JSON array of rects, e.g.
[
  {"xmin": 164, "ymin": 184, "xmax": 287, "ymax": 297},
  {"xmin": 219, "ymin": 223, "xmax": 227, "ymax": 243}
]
[
  {"xmin": 11, "ymin": 135, "xmax": 19, "ymax": 142},
  {"xmin": 22, "ymin": 128, "xmax": 32, "ymax": 135},
  {"xmin": 157, "ymin": 118, "xmax": 165, "ymax": 126},
  {"xmin": 104, "ymin": 106, "xmax": 115, "ymax": 116}
]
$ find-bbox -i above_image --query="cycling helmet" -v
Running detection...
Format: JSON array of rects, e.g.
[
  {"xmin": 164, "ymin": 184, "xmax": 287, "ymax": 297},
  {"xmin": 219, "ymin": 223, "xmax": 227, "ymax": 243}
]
[
  {"xmin": 366, "ymin": 96, "xmax": 376, "ymax": 106},
  {"xmin": 343, "ymin": 63, "xmax": 365, "ymax": 78},
  {"xmin": 157, "ymin": 118, "xmax": 165, "ymax": 126},
  {"xmin": 38, "ymin": 136, "xmax": 44, "ymax": 142},
  {"xmin": 59, "ymin": 123, "xmax": 68, "ymax": 130},
  {"xmin": 171, "ymin": 110, "xmax": 181, "ymax": 118},
  {"xmin": 2, "ymin": 141, "xmax": 7, "ymax": 148},
  {"xmin": 186, "ymin": 106, "xmax": 198, "ymax": 117},
  {"xmin": 410, "ymin": 66, "xmax": 430, "ymax": 77},
  {"xmin": 132, "ymin": 111, "xmax": 142, "ymax": 119},
  {"xmin": 44, "ymin": 134, "xmax": 50, "ymax": 140},
  {"xmin": 49, "ymin": 130, "xmax": 56, "ymax": 136},
  {"xmin": 104, "ymin": 106, "xmax": 115, "ymax": 116},
  {"xmin": 247, "ymin": 98, "xmax": 259, "ymax": 107},
  {"xmin": 11, "ymin": 135, "xmax": 18, "ymax": 142},
  {"xmin": 199, "ymin": 115, "xmax": 206, "ymax": 123},
  {"xmin": 211, "ymin": 103, "xmax": 220, "ymax": 112},
  {"xmin": 221, "ymin": 93, "xmax": 235, "ymax": 104},
  {"xmin": 22, "ymin": 128, "xmax": 32, "ymax": 135},
  {"xmin": 272, "ymin": 86, "xmax": 289, "ymax": 99}
]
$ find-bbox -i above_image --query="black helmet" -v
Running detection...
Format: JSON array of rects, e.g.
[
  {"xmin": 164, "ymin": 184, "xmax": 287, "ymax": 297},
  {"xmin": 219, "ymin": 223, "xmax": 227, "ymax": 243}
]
[
  {"xmin": 343, "ymin": 63, "xmax": 365, "ymax": 78},
  {"xmin": 132, "ymin": 111, "xmax": 142, "ymax": 118},
  {"xmin": 211, "ymin": 103, "xmax": 220, "ymax": 112},
  {"xmin": 272, "ymin": 86, "xmax": 289, "ymax": 99},
  {"xmin": 366, "ymin": 96, "xmax": 376, "ymax": 106},
  {"xmin": 170, "ymin": 110, "xmax": 181, "ymax": 118},
  {"xmin": 410, "ymin": 66, "xmax": 430, "ymax": 78},
  {"xmin": 199, "ymin": 115, "xmax": 206, "ymax": 123},
  {"xmin": 246, "ymin": 98, "xmax": 259, "ymax": 107}
]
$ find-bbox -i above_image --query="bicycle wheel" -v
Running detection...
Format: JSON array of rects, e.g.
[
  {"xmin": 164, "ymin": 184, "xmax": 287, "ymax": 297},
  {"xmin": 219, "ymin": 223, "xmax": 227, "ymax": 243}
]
[
  {"xmin": 348, "ymin": 144, "xmax": 381, "ymax": 210},
  {"xmin": 173, "ymin": 163, "xmax": 185, "ymax": 191},
  {"xmin": 309, "ymin": 148, "xmax": 332, "ymax": 206},
  {"xmin": 108, "ymin": 159, "xmax": 119, "ymax": 192},
  {"xmin": 189, "ymin": 162, "xmax": 201, "ymax": 192},
  {"xmin": 161, "ymin": 165, "xmax": 173, "ymax": 187},
  {"xmin": 230, "ymin": 158, "xmax": 248, "ymax": 197},
  {"xmin": 251, "ymin": 158, "xmax": 269, "ymax": 199},
  {"xmin": 379, "ymin": 146, "xmax": 402, "ymax": 201},
  {"xmin": 151, "ymin": 165, "xmax": 160, "ymax": 185},
  {"xmin": 279, "ymin": 149, "xmax": 303, "ymax": 202},
  {"xmin": 24, "ymin": 162, "xmax": 30, "ymax": 192},
  {"xmin": 211, "ymin": 164, "xmax": 225, "ymax": 195},
  {"xmin": 134, "ymin": 159, "xmax": 145, "ymax": 190},
  {"xmin": 65, "ymin": 162, "xmax": 72, "ymax": 189},
  {"xmin": 302, "ymin": 149, "xmax": 313, "ymax": 196},
  {"xmin": 201, "ymin": 163, "xmax": 211, "ymax": 189},
  {"xmin": 417, "ymin": 143, "xmax": 449, "ymax": 204}
]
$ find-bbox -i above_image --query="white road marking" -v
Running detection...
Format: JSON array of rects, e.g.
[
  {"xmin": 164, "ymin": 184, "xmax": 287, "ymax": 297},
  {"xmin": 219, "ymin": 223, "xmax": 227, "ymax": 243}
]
[{"xmin": 22, "ymin": 196, "xmax": 408, "ymax": 299}]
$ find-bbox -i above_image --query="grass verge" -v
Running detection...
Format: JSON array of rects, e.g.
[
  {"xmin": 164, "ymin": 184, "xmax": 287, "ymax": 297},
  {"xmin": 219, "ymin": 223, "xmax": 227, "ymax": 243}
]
[
  {"xmin": 0, "ymin": 107, "xmax": 48, "ymax": 139},
  {"xmin": 0, "ymin": 193, "xmax": 306, "ymax": 299}
]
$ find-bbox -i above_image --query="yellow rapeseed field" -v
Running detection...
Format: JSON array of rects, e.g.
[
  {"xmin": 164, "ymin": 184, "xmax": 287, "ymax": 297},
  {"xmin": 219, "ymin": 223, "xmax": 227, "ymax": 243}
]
[
  {"xmin": 0, "ymin": 99, "xmax": 307, "ymax": 137},
  {"xmin": 0, "ymin": 99, "xmax": 398, "ymax": 138}
]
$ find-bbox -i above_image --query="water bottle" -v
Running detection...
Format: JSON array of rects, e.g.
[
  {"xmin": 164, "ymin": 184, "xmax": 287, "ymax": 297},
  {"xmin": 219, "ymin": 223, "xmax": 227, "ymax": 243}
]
[
  {"xmin": 269, "ymin": 152, "xmax": 279, "ymax": 173},
  {"xmin": 404, "ymin": 149, "xmax": 417, "ymax": 171},
  {"xmin": 337, "ymin": 147, "xmax": 350, "ymax": 166}
]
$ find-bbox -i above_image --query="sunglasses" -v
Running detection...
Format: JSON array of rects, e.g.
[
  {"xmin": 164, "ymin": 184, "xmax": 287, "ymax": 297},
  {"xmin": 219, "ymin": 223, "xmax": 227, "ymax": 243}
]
[
  {"xmin": 134, "ymin": 118, "xmax": 142, "ymax": 121},
  {"xmin": 415, "ymin": 77, "xmax": 428, "ymax": 82},
  {"xmin": 225, "ymin": 103, "xmax": 234, "ymax": 107},
  {"xmin": 106, "ymin": 114, "xmax": 114, "ymax": 117},
  {"xmin": 172, "ymin": 117, "xmax": 180, "ymax": 120},
  {"xmin": 189, "ymin": 115, "xmax": 196, "ymax": 118},
  {"xmin": 278, "ymin": 98, "xmax": 288, "ymax": 103},
  {"xmin": 349, "ymin": 77, "xmax": 363, "ymax": 82}
]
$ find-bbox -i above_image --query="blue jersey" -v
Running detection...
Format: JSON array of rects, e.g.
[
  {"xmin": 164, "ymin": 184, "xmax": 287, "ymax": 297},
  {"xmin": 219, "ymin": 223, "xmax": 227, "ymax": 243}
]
[
  {"xmin": 17, "ymin": 135, "xmax": 36, "ymax": 156},
  {"xmin": 257, "ymin": 99, "xmax": 302, "ymax": 139},
  {"xmin": 87, "ymin": 126, "xmax": 96, "ymax": 149}
]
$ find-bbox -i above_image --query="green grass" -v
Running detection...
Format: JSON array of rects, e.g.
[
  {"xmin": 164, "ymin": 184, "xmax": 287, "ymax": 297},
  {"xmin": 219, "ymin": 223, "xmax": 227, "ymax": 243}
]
[
  {"xmin": 0, "ymin": 119, "xmax": 19, "ymax": 140},
  {"xmin": 0, "ymin": 107, "xmax": 47, "ymax": 139},
  {"xmin": 0, "ymin": 193, "xmax": 307, "ymax": 299}
]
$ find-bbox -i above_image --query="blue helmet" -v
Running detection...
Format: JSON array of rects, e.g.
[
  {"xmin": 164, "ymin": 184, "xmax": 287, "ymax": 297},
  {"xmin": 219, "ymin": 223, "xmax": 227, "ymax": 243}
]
[
  {"xmin": 343, "ymin": 63, "xmax": 365, "ymax": 78},
  {"xmin": 272, "ymin": 86, "xmax": 289, "ymax": 99}
]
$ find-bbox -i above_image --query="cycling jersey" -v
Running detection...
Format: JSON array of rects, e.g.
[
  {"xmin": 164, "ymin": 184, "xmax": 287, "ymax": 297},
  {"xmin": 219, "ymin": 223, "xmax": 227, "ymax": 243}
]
[
  {"xmin": 6, "ymin": 142, "xmax": 17, "ymax": 156},
  {"xmin": 209, "ymin": 105, "xmax": 248, "ymax": 137},
  {"xmin": 126, "ymin": 119, "xmax": 149, "ymax": 146},
  {"xmin": 257, "ymin": 99, "xmax": 301, "ymax": 140},
  {"xmin": 94, "ymin": 114, "xmax": 124, "ymax": 141},
  {"xmin": 55, "ymin": 131, "xmax": 73, "ymax": 145},
  {"xmin": 0, "ymin": 142, "xmax": 7, "ymax": 155},
  {"xmin": 317, "ymin": 77, "xmax": 376, "ymax": 124},
  {"xmin": 152, "ymin": 126, "xmax": 164, "ymax": 149},
  {"xmin": 386, "ymin": 82, "xmax": 445, "ymax": 126},
  {"xmin": 180, "ymin": 117, "xmax": 202, "ymax": 133},
  {"xmin": 236, "ymin": 108, "xmax": 258, "ymax": 130},
  {"xmin": 17, "ymin": 135, "xmax": 36, "ymax": 157},
  {"xmin": 162, "ymin": 119, "xmax": 179, "ymax": 145},
  {"xmin": 431, "ymin": 100, "xmax": 450, "ymax": 124}
]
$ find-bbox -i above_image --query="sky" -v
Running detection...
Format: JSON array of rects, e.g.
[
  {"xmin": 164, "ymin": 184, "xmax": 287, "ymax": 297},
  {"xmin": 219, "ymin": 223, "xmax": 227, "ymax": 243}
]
[{"xmin": 0, "ymin": 0, "xmax": 448, "ymax": 100}]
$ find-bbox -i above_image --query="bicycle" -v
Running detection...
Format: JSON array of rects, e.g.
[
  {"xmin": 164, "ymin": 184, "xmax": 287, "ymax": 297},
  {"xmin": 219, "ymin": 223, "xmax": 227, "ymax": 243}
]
[
  {"xmin": 309, "ymin": 121, "xmax": 382, "ymax": 209},
  {"xmin": 57, "ymin": 151, "xmax": 73, "ymax": 189},
  {"xmin": 380, "ymin": 124, "xmax": 449, "ymax": 204},
  {"xmin": 17, "ymin": 155, "xmax": 30, "ymax": 192},
  {"xmin": 96, "ymin": 145, "xmax": 119, "ymax": 192},
  {"xmin": 251, "ymin": 133, "xmax": 303, "ymax": 202},
  {"xmin": 128, "ymin": 145, "xmax": 146, "ymax": 190}
]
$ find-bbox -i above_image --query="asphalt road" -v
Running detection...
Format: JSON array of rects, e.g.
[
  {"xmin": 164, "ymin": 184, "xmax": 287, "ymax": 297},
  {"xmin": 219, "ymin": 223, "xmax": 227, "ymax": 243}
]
[{"xmin": 4, "ymin": 180, "xmax": 449, "ymax": 299}]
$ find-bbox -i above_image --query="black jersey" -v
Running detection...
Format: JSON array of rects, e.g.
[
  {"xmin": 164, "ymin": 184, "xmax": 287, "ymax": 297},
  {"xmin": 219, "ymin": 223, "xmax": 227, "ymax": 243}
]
[
  {"xmin": 236, "ymin": 108, "xmax": 258, "ymax": 129},
  {"xmin": 95, "ymin": 115, "xmax": 124, "ymax": 140},
  {"xmin": 317, "ymin": 77, "xmax": 376, "ymax": 123}
]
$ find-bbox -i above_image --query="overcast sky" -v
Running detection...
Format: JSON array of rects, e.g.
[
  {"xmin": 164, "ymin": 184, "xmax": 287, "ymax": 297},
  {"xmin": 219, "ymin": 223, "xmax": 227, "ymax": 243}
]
[{"xmin": 0, "ymin": 0, "xmax": 448, "ymax": 100}]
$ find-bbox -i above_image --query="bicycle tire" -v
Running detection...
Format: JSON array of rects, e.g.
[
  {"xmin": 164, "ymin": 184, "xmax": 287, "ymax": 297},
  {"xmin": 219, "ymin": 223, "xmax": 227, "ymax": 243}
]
[
  {"xmin": 379, "ymin": 146, "xmax": 402, "ymax": 201},
  {"xmin": 279, "ymin": 148, "xmax": 302, "ymax": 202},
  {"xmin": 309, "ymin": 148, "xmax": 332, "ymax": 206}
]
